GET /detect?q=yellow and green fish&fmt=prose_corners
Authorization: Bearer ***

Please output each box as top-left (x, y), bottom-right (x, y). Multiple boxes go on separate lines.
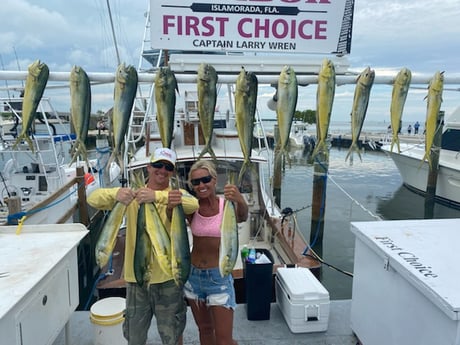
top-left (13, 60), bottom-right (49, 152)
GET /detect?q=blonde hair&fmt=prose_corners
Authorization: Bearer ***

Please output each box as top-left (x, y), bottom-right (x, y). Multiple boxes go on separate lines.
top-left (188, 160), bottom-right (217, 187)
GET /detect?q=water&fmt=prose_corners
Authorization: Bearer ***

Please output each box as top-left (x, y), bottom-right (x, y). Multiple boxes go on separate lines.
top-left (279, 146), bottom-right (460, 300)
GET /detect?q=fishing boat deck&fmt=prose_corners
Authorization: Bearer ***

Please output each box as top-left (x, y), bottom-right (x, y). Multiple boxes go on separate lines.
top-left (53, 300), bottom-right (358, 345)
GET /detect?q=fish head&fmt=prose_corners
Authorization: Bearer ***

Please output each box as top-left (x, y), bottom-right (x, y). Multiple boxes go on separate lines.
top-left (319, 59), bottom-right (336, 79)
top-left (197, 63), bottom-right (218, 84)
top-left (357, 67), bottom-right (375, 87)
top-left (279, 65), bottom-right (297, 87)
top-left (28, 60), bottom-right (49, 81)
top-left (429, 71), bottom-right (444, 92)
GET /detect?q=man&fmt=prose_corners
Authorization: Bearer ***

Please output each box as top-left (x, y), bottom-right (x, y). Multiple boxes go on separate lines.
top-left (88, 148), bottom-right (199, 345)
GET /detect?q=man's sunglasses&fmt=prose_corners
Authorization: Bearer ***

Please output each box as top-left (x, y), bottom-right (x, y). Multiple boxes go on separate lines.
top-left (190, 175), bottom-right (213, 186)
top-left (150, 161), bottom-right (174, 172)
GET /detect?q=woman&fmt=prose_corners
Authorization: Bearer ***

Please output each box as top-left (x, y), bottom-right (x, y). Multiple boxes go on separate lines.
top-left (184, 160), bottom-right (248, 345)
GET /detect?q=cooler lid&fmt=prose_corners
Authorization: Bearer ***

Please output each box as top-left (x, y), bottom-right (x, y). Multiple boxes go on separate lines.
top-left (277, 267), bottom-right (329, 301)
top-left (351, 218), bottom-right (460, 320)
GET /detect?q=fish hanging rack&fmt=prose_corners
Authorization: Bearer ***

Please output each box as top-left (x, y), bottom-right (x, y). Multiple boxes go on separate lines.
top-left (1, 70), bottom-right (460, 86)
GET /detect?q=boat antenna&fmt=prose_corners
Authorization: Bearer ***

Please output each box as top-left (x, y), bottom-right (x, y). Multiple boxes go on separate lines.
top-left (106, 0), bottom-right (121, 65)
top-left (13, 47), bottom-right (24, 89)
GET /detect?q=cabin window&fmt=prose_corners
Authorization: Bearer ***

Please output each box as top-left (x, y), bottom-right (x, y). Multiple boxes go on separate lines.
top-left (441, 129), bottom-right (460, 151)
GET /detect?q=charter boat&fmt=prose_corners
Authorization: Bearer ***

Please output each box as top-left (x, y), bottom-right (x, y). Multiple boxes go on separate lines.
top-left (381, 106), bottom-right (460, 208)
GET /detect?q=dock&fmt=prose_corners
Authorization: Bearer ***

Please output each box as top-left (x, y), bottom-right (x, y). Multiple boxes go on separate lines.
top-left (53, 300), bottom-right (358, 345)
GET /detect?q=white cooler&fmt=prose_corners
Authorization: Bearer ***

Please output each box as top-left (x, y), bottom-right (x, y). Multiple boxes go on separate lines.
top-left (351, 219), bottom-right (460, 345)
top-left (275, 266), bottom-right (330, 333)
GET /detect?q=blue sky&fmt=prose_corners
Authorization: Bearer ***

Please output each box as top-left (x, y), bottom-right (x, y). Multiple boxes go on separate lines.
top-left (1, 0), bottom-right (459, 127)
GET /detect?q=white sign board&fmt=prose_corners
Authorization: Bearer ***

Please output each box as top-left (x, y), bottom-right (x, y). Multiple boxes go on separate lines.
top-left (150, 0), bottom-right (353, 54)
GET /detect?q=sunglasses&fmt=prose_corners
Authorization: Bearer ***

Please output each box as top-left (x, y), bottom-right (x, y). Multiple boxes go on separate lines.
top-left (190, 175), bottom-right (213, 186)
top-left (150, 161), bottom-right (174, 172)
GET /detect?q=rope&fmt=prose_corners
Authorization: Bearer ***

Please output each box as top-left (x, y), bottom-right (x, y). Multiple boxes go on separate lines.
top-left (12, 179), bottom-right (86, 232)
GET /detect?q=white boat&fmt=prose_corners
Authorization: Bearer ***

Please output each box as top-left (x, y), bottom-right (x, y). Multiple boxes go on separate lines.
top-left (381, 106), bottom-right (460, 208)
top-left (0, 96), bottom-right (99, 225)
top-left (289, 121), bottom-right (316, 150)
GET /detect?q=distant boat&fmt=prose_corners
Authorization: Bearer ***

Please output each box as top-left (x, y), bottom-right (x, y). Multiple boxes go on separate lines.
top-left (381, 106), bottom-right (460, 208)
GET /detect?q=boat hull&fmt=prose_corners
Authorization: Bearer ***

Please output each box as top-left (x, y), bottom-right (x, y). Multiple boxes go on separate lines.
top-left (382, 143), bottom-right (460, 208)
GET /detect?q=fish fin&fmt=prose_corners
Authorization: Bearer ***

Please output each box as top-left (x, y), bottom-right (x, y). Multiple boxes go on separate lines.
top-left (198, 144), bottom-right (218, 161)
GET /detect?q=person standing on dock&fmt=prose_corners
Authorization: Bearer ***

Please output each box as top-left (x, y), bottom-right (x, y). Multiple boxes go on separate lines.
top-left (184, 160), bottom-right (248, 345)
top-left (88, 148), bottom-right (199, 345)
top-left (407, 124), bottom-right (412, 135)
top-left (414, 121), bottom-right (420, 134)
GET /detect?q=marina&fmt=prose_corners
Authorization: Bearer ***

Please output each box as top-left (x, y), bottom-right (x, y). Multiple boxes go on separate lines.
top-left (1, 0), bottom-right (460, 344)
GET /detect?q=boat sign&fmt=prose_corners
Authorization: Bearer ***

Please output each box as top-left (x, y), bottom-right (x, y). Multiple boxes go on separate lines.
top-left (151, 0), bottom-right (354, 54)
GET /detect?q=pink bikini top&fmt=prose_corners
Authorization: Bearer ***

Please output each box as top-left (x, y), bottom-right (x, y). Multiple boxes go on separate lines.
top-left (191, 197), bottom-right (225, 238)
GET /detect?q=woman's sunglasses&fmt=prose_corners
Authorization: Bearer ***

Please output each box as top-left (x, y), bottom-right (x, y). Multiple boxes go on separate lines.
top-left (150, 161), bottom-right (174, 172)
top-left (190, 175), bottom-right (213, 186)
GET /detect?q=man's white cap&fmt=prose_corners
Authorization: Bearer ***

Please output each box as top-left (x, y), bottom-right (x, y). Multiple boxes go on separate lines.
top-left (150, 147), bottom-right (176, 166)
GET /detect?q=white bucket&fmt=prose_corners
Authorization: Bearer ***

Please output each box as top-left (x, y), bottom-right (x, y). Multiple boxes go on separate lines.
top-left (90, 297), bottom-right (127, 345)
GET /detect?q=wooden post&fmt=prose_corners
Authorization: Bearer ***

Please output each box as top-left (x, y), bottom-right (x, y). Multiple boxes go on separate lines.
top-left (309, 150), bottom-right (329, 258)
top-left (424, 111), bottom-right (444, 219)
top-left (272, 124), bottom-right (282, 207)
top-left (76, 166), bottom-right (89, 226)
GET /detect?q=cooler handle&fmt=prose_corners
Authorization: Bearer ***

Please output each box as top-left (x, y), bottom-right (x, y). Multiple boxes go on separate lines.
top-left (305, 304), bottom-right (320, 322)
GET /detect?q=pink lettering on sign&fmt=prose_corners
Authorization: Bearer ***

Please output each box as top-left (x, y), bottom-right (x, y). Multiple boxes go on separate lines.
top-left (238, 18), bottom-right (327, 39)
top-left (163, 16), bottom-right (229, 37)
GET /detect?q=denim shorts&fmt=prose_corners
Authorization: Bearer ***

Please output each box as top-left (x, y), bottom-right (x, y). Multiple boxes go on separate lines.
top-left (183, 266), bottom-right (237, 310)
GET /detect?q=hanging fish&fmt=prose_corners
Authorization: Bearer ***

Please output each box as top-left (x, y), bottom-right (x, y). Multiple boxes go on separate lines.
top-left (219, 175), bottom-right (239, 277)
top-left (390, 68), bottom-right (412, 153)
top-left (311, 59), bottom-right (336, 161)
top-left (107, 63), bottom-right (138, 176)
top-left (155, 66), bottom-right (178, 149)
top-left (134, 203), bottom-right (152, 286)
top-left (235, 67), bottom-right (258, 184)
top-left (69, 65), bottom-right (92, 167)
top-left (345, 67), bottom-right (375, 163)
top-left (421, 71), bottom-right (444, 169)
top-left (276, 66), bottom-right (298, 164)
top-left (170, 177), bottom-right (191, 287)
top-left (95, 201), bottom-right (127, 268)
top-left (197, 63), bottom-right (218, 160)
top-left (145, 202), bottom-right (172, 276)
top-left (12, 60), bottom-right (49, 152)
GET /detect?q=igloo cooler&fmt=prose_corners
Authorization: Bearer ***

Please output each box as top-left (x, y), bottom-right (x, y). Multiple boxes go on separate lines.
top-left (275, 266), bottom-right (330, 333)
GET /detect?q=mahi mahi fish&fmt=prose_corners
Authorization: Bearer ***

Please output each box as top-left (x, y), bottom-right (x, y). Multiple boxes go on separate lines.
top-left (311, 59), bottom-right (336, 161)
top-left (170, 177), bottom-right (191, 287)
top-left (131, 170), bottom-right (152, 287)
top-left (155, 66), bottom-right (178, 149)
top-left (197, 63), bottom-right (218, 160)
top-left (107, 63), bottom-right (138, 175)
top-left (345, 67), bottom-right (375, 163)
top-left (95, 201), bottom-right (127, 268)
top-left (219, 175), bottom-right (239, 277)
top-left (145, 202), bottom-right (172, 276)
top-left (13, 60), bottom-right (49, 152)
top-left (69, 65), bottom-right (91, 167)
top-left (235, 67), bottom-right (258, 184)
top-left (276, 65), bottom-right (298, 163)
top-left (422, 71), bottom-right (444, 169)
top-left (134, 202), bottom-right (152, 286)
top-left (390, 68), bottom-right (412, 153)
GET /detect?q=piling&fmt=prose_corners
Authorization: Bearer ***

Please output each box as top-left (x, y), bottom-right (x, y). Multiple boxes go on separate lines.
top-left (309, 150), bottom-right (329, 258)
top-left (424, 111), bottom-right (444, 218)
top-left (272, 125), bottom-right (282, 207)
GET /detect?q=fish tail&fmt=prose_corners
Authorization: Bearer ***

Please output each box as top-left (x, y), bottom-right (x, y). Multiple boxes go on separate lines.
top-left (198, 143), bottom-right (217, 161)
top-left (420, 149), bottom-right (432, 170)
top-left (13, 133), bottom-right (35, 153)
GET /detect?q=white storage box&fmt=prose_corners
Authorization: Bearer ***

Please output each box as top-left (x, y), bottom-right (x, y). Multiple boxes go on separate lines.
top-left (351, 219), bottom-right (460, 345)
top-left (275, 266), bottom-right (330, 333)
